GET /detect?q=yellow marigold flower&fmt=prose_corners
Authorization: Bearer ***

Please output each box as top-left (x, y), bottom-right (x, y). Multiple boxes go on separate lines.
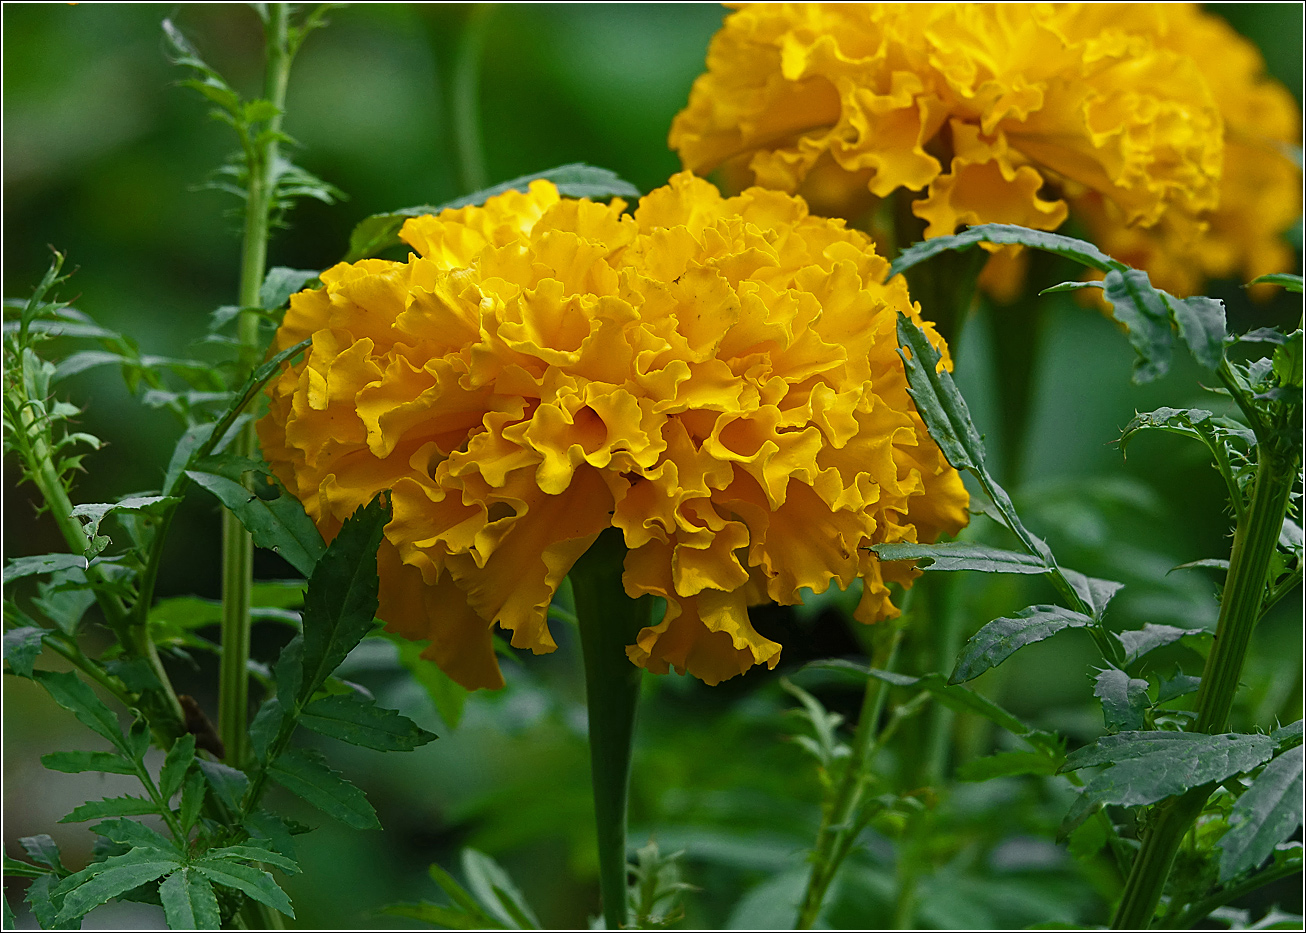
top-left (671, 4), bottom-right (1299, 296)
top-left (257, 173), bottom-right (968, 690)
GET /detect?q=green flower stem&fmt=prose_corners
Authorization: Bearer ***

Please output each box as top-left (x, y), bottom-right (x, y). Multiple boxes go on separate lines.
top-left (219, 3), bottom-right (292, 768)
top-left (796, 622), bottom-right (904, 930)
top-left (570, 529), bottom-right (653, 931)
top-left (922, 574), bottom-right (962, 785)
top-left (1111, 450), bottom-right (1297, 930)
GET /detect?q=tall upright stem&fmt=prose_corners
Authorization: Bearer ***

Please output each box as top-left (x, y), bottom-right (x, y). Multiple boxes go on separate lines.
top-left (1111, 451), bottom-right (1297, 929)
top-left (219, 3), bottom-right (292, 767)
top-left (570, 530), bottom-right (652, 931)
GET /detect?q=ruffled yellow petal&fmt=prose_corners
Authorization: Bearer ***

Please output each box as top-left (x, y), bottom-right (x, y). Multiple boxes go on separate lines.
top-left (259, 171), bottom-right (968, 689)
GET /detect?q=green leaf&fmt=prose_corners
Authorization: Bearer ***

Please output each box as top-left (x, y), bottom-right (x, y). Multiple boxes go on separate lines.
top-left (203, 844), bottom-right (300, 875)
top-left (1117, 623), bottom-right (1196, 665)
top-left (461, 848), bottom-right (540, 930)
top-left (3, 553), bottom-right (86, 584)
top-left (299, 693), bottom-right (437, 751)
top-left (60, 795), bottom-right (159, 823)
top-left (70, 496), bottom-right (181, 558)
top-left (345, 163), bottom-right (641, 261)
top-left (1103, 269), bottom-right (1172, 384)
top-left (32, 573), bottom-right (96, 635)
top-left (53, 848), bottom-right (180, 924)
top-left (1156, 669), bottom-right (1202, 704)
top-left (950, 606), bottom-right (1094, 684)
top-left (179, 770), bottom-right (206, 834)
top-left (159, 734), bottom-right (196, 802)
top-left (3, 626), bottom-right (45, 677)
top-left (296, 493), bottom-right (390, 703)
top-left (19, 835), bottom-right (67, 874)
top-left (1065, 816), bottom-right (1108, 861)
top-left (267, 747), bottom-right (381, 830)
top-left (196, 759), bottom-right (249, 812)
top-left (162, 417), bottom-right (247, 498)
top-left (25, 873), bottom-right (58, 929)
top-left (1218, 746), bottom-right (1304, 882)
top-left (1162, 293), bottom-right (1226, 370)
top-left (893, 314), bottom-right (985, 473)
top-left (248, 696), bottom-right (285, 762)
top-left (186, 454), bottom-right (325, 577)
top-left (41, 750), bottom-right (136, 775)
top-left (33, 669), bottom-right (127, 752)
top-left (1061, 731), bottom-right (1276, 808)
top-left (159, 868), bottom-right (221, 930)
top-left (1170, 558), bottom-right (1229, 574)
top-left (381, 899), bottom-right (498, 929)
top-left (1272, 720), bottom-right (1303, 752)
top-left (1120, 407), bottom-right (1254, 458)
top-left (1247, 273), bottom-right (1304, 293)
top-left (4, 853), bottom-right (51, 878)
top-left (88, 819), bottom-right (178, 856)
top-left (191, 858), bottom-right (294, 918)
top-left (1093, 669), bottom-right (1150, 732)
top-left (872, 541), bottom-right (1048, 574)
top-left (956, 750), bottom-right (1061, 782)
top-left (1062, 570), bottom-right (1125, 621)
top-left (242, 811), bottom-right (297, 861)
top-left (420, 860), bottom-right (502, 926)
top-left (259, 267), bottom-right (319, 311)
top-left (887, 224), bottom-right (1120, 281)
top-left (1272, 330), bottom-right (1303, 389)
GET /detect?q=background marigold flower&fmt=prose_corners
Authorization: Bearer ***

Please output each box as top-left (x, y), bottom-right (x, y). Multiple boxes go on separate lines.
top-left (671, 3), bottom-right (1299, 298)
top-left (258, 173), bottom-right (968, 690)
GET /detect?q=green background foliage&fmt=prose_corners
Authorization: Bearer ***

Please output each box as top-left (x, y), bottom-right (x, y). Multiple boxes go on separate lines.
top-left (4, 4), bottom-right (1302, 929)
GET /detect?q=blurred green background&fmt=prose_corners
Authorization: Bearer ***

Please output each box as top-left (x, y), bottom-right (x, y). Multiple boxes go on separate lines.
top-left (4, 4), bottom-right (1302, 929)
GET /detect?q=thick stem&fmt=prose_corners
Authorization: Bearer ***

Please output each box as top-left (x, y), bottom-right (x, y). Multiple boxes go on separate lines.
top-left (570, 530), bottom-right (652, 931)
top-left (1110, 452), bottom-right (1297, 929)
top-left (219, 3), bottom-right (292, 768)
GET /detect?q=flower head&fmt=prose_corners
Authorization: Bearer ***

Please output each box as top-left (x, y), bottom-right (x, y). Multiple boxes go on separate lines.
top-left (671, 3), bottom-right (1299, 297)
top-left (258, 172), bottom-right (968, 690)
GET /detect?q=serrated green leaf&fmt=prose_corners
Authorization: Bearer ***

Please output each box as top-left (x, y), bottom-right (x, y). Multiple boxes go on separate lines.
top-left (299, 693), bottom-right (437, 751)
top-left (159, 867), bottom-right (221, 930)
top-left (4, 553), bottom-right (87, 584)
top-left (1156, 669), bottom-right (1202, 704)
top-left (25, 873), bottom-right (58, 928)
top-left (3, 626), bottom-right (45, 677)
top-left (196, 759), bottom-right (248, 812)
top-left (162, 417), bottom-right (247, 498)
top-left (871, 541), bottom-right (1048, 574)
top-left (1117, 623), bottom-right (1196, 665)
top-left (1247, 273), bottom-right (1304, 293)
top-left (1170, 558), bottom-right (1229, 574)
top-left (345, 164), bottom-right (641, 262)
top-left (41, 750), bottom-right (136, 775)
top-left (1218, 746), bottom-right (1304, 882)
top-left (297, 493), bottom-right (389, 703)
top-left (33, 669), bottom-right (127, 752)
top-left (887, 224), bottom-right (1120, 281)
top-left (159, 733), bottom-right (196, 802)
top-left (204, 845), bottom-right (299, 875)
top-left (893, 314), bottom-right (984, 473)
top-left (191, 858), bottom-right (294, 918)
top-left (242, 811), bottom-right (297, 861)
top-left (1061, 731), bottom-right (1276, 808)
top-left (88, 819), bottom-right (178, 856)
top-left (1272, 720), bottom-right (1303, 751)
top-left (951, 606), bottom-right (1094, 684)
top-left (32, 573), bottom-right (96, 635)
top-left (1103, 269), bottom-right (1172, 383)
top-left (1062, 570), bottom-right (1125, 621)
top-left (53, 849), bottom-right (179, 924)
top-left (1162, 293), bottom-right (1226, 370)
top-left (267, 747), bottom-right (380, 830)
top-left (3, 853), bottom-right (51, 878)
top-left (248, 696), bottom-right (285, 762)
top-left (1272, 330), bottom-right (1303, 389)
top-left (1094, 669), bottom-right (1150, 732)
top-left (258, 267), bottom-right (319, 311)
top-left (1120, 407), bottom-right (1254, 458)
top-left (179, 770), bottom-right (206, 833)
top-left (956, 750), bottom-right (1061, 782)
top-left (19, 835), bottom-right (66, 875)
top-left (186, 455), bottom-right (325, 577)
top-left (70, 496), bottom-right (180, 558)
top-left (461, 848), bottom-right (540, 930)
top-left (60, 795), bottom-right (159, 823)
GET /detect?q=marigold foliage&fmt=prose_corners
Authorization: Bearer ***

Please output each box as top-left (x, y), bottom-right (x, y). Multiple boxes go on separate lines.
top-left (257, 173), bottom-right (968, 690)
top-left (670, 3), bottom-right (1300, 298)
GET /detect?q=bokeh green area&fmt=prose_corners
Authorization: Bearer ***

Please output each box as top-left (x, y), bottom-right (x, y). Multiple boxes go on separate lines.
top-left (3, 4), bottom-right (1302, 930)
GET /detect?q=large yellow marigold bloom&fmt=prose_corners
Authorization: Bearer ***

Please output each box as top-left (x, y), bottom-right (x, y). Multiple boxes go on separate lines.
top-left (671, 3), bottom-right (1299, 297)
top-left (257, 173), bottom-right (968, 690)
